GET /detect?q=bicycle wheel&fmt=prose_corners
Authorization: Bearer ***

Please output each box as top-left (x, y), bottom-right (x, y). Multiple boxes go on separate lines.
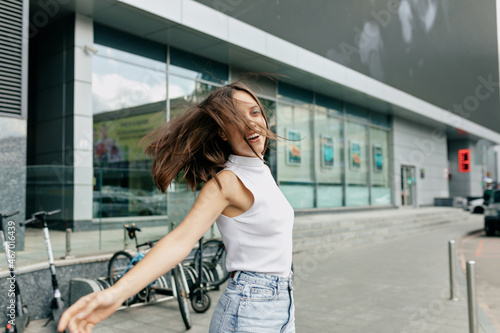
top-left (173, 264), bottom-right (192, 330)
top-left (148, 275), bottom-right (169, 301)
top-left (108, 251), bottom-right (133, 281)
top-left (194, 239), bottom-right (229, 287)
top-left (108, 251), bottom-right (137, 305)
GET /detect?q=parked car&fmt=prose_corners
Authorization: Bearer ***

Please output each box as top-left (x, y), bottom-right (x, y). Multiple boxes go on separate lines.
top-left (467, 198), bottom-right (485, 214)
top-left (484, 189), bottom-right (500, 236)
top-left (93, 191), bottom-right (156, 218)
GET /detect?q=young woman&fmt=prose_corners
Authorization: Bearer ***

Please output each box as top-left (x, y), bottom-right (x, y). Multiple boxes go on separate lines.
top-left (58, 82), bottom-right (295, 333)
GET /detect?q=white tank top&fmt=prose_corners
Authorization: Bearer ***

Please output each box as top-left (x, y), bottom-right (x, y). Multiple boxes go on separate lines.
top-left (215, 154), bottom-right (294, 277)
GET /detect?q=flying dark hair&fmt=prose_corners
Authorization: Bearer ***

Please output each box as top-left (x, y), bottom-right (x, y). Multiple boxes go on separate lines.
top-left (141, 82), bottom-right (276, 192)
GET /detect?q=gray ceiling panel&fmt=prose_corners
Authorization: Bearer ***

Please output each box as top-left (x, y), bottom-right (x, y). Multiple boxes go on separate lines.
top-left (148, 26), bottom-right (220, 53)
top-left (92, 4), bottom-right (170, 37)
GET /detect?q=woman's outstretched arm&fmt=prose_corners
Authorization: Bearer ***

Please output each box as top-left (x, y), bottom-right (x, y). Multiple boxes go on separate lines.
top-left (58, 173), bottom-right (237, 333)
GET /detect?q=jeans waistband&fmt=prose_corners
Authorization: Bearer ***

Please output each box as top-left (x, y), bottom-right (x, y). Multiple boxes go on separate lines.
top-left (232, 271), bottom-right (293, 290)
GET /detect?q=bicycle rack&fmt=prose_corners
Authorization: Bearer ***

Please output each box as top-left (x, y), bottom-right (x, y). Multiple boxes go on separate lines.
top-left (68, 274), bottom-right (177, 310)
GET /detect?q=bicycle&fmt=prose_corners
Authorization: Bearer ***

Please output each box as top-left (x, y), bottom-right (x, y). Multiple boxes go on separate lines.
top-left (108, 224), bottom-right (192, 330)
top-left (1, 211), bottom-right (29, 333)
top-left (21, 210), bottom-right (67, 332)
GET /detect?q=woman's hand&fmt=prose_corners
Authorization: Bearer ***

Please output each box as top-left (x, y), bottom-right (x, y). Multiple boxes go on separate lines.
top-left (57, 287), bottom-right (124, 333)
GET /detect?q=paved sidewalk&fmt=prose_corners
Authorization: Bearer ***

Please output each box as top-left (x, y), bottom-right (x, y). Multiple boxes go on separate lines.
top-left (291, 217), bottom-right (497, 333)
top-left (26, 217), bottom-right (497, 332)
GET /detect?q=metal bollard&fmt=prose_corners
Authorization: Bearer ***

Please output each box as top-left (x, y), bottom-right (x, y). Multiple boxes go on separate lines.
top-left (448, 240), bottom-right (458, 301)
top-left (466, 261), bottom-right (478, 333)
top-left (64, 228), bottom-right (74, 259)
top-left (124, 227), bottom-right (128, 249)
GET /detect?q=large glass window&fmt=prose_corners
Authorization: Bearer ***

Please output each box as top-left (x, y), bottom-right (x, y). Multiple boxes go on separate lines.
top-left (277, 102), bottom-right (314, 208)
top-left (166, 75), bottom-right (220, 224)
top-left (273, 83), bottom-right (392, 210)
top-left (92, 41), bottom-right (167, 218)
top-left (345, 121), bottom-right (369, 206)
top-left (370, 127), bottom-right (391, 205)
top-left (168, 75), bottom-right (218, 119)
top-left (168, 46), bottom-right (228, 119)
top-left (92, 47), bottom-right (167, 116)
top-left (92, 43), bottom-right (167, 168)
top-left (166, 53), bottom-right (227, 224)
top-left (314, 106), bottom-right (344, 208)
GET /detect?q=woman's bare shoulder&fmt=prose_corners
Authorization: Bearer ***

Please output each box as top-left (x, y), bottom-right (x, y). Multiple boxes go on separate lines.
top-left (208, 169), bottom-right (247, 198)
top-left (215, 169), bottom-right (239, 188)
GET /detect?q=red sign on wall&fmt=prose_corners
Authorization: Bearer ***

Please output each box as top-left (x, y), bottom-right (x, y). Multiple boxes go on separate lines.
top-left (458, 149), bottom-right (471, 173)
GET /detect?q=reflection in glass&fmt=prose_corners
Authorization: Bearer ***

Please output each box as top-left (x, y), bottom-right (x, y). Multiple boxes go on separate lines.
top-left (93, 107), bottom-right (166, 168)
top-left (370, 127), bottom-right (391, 205)
top-left (168, 75), bottom-right (218, 119)
top-left (277, 82), bottom-right (313, 105)
top-left (92, 44), bottom-right (167, 218)
top-left (93, 44), bottom-right (167, 115)
top-left (166, 75), bottom-right (220, 225)
top-left (314, 106), bottom-right (344, 208)
top-left (345, 121), bottom-right (369, 206)
top-left (93, 169), bottom-right (167, 218)
top-left (170, 47), bottom-right (228, 84)
top-left (277, 103), bottom-right (314, 209)
top-left (22, 165), bottom-right (170, 266)
top-left (93, 44), bottom-right (165, 73)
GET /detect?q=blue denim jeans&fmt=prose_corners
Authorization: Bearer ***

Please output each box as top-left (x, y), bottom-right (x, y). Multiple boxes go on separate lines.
top-left (209, 271), bottom-right (295, 333)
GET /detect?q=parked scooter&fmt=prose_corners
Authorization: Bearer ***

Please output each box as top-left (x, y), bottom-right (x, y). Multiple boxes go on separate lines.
top-left (21, 210), bottom-right (66, 331)
top-left (1, 211), bottom-right (29, 333)
top-left (190, 237), bottom-right (211, 313)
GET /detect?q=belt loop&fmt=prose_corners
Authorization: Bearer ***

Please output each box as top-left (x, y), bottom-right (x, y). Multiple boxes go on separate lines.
top-left (233, 271), bottom-right (241, 281)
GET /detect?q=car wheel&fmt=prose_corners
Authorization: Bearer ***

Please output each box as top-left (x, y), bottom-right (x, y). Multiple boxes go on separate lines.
top-left (473, 207), bottom-right (484, 214)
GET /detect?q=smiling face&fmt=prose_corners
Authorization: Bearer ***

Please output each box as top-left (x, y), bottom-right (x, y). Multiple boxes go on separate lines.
top-left (224, 91), bottom-right (268, 157)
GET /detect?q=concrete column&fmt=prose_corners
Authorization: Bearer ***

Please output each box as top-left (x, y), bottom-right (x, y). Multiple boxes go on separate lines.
top-left (72, 15), bottom-right (94, 229)
top-left (0, 117), bottom-right (27, 249)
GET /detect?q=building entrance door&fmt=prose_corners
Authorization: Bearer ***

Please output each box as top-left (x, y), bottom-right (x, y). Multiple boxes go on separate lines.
top-left (401, 165), bottom-right (416, 206)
